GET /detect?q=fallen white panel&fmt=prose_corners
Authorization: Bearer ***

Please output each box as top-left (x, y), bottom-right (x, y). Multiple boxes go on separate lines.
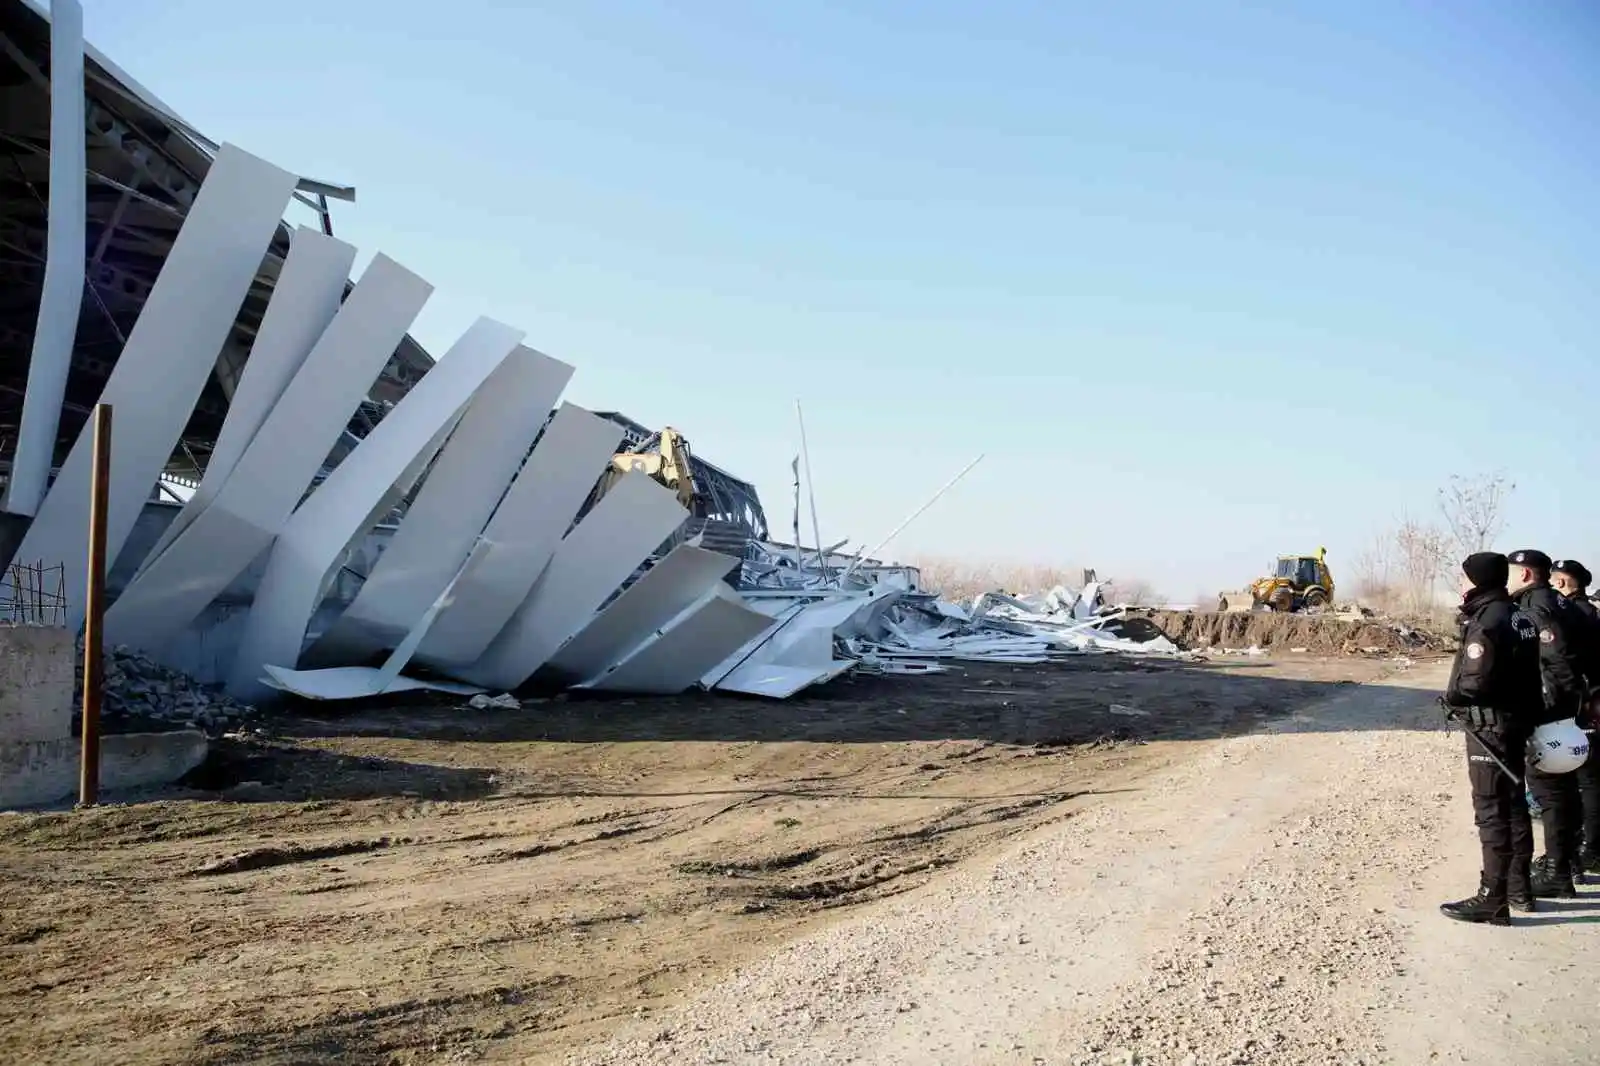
top-left (104, 253), bottom-right (432, 657)
top-left (260, 541), bottom-right (493, 700)
top-left (579, 585), bottom-right (777, 694)
top-left (3, 0), bottom-right (85, 517)
top-left (12, 144), bottom-right (297, 629)
top-left (227, 316), bottom-right (524, 701)
top-left (309, 342), bottom-right (561, 665)
top-left (260, 665), bottom-right (483, 701)
top-left (459, 472), bottom-right (688, 691)
top-left (717, 660), bottom-right (855, 699)
top-left (542, 544), bottom-right (740, 683)
top-left (137, 226), bottom-right (357, 573)
top-left (414, 404), bottom-right (624, 671)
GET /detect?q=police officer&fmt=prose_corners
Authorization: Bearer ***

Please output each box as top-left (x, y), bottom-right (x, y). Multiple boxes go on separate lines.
top-left (1507, 549), bottom-right (1587, 897)
top-left (1440, 551), bottom-right (1541, 925)
top-left (1551, 558), bottom-right (1600, 875)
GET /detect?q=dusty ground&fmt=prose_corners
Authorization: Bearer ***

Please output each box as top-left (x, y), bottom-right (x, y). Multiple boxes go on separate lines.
top-left (0, 650), bottom-right (1409, 1065)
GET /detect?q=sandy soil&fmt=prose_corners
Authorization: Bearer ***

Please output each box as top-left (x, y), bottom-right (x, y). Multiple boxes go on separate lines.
top-left (0, 651), bottom-right (1407, 1065)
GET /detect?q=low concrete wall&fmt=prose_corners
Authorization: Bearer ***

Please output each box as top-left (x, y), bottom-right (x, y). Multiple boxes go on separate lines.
top-left (0, 730), bottom-right (208, 808)
top-left (0, 625), bottom-right (74, 743)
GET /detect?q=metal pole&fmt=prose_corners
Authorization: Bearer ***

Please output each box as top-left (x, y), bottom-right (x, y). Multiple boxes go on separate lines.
top-left (795, 401), bottom-right (829, 584)
top-left (78, 402), bottom-right (110, 807)
top-left (841, 454), bottom-right (985, 583)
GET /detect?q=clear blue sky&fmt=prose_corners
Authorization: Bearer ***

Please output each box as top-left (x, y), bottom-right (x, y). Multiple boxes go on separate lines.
top-left (82, 0), bottom-right (1599, 596)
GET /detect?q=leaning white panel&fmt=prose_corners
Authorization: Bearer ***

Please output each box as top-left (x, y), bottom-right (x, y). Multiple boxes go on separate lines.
top-left (104, 252), bottom-right (432, 657)
top-left (542, 544), bottom-right (740, 683)
top-left (260, 665), bottom-right (483, 701)
top-left (414, 403), bottom-right (623, 672)
top-left (459, 472), bottom-right (688, 691)
top-left (138, 226), bottom-right (356, 573)
top-left (578, 585), bottom-right (776, 694)
top-left (12, 144), bottom-right (296, 630)
top-left (227, 316), bottom-right (524, 701)
top-left (309, 339), bottom-right (559, 665)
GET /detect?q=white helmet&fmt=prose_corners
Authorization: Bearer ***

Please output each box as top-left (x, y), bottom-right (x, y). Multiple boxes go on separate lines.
top-left (1528, 719), bottom-right (1590, 775)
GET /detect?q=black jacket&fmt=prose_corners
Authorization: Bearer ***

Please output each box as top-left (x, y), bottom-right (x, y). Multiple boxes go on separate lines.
top-left (1446, 587), bottom-right (1541, 726)
top-left (1557, 591), bottom-right (1600, 691)
top-left (1513, 583), bottom-right (1587, 724)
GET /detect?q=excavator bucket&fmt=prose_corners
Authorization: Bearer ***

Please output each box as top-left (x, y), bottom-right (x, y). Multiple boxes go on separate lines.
top-left (1218, 590), bottom-right (1257, 613)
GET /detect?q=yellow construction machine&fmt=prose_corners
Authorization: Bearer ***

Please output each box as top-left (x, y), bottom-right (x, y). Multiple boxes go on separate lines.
top-left (597, 426), bottom-right (700, 510)
top-left (1218, 547), bottom-right (1335, 613)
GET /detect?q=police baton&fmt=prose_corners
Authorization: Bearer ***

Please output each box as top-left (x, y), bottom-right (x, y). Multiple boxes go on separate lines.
top-left (1439, 699), bottom-right (1523, 786)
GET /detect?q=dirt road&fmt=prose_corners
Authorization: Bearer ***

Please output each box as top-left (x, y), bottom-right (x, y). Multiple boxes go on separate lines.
top-left (9, 652), bottom-right (1593, 1064)
top-left (573, 661), bottom-right (1600, 1066)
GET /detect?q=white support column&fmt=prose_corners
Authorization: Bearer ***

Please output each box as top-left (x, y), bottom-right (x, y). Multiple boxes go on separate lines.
top-left (4, 0), bottom-right (86, 517)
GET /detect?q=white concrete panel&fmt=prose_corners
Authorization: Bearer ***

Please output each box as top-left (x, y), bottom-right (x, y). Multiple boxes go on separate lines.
top-left (104, 253), bottom-right (432, 658)
top-left (13, 144), bottom-right (296, 631)
top-left (703, 592), bottom-right (881, 698)
top-left (543, 544), bottom-right (740, 683)
top-left (309, 343), bottom-right (562, 664)
top-left (715, 661), bottom-right (854, 699)
top-left (458, 472), bottom-right (688, 691)
top-left (227, 316), bottom-right (524, 701)
top-left (260, 665), bottom-right (482, 701)
top-left (3, 0), bottom-right (85, 517)
top-left (414, 403), bottom-right (623, 672)
top-left (579, 585), bottom-right (776, 694)
top-left (138, 226), bottom-right (356, 573)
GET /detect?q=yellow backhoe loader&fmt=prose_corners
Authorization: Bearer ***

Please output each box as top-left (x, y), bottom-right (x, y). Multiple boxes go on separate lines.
top-left (1218, 547), bottom-right (1335, 613)
top-left (596, 426), bottom-right (700, 510)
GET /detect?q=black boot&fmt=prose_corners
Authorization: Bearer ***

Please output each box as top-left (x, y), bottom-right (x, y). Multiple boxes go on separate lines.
top-left (1531, 859), bottom-right (1578, 899)
top-left (1507, 872), bottom-right (1537, 913)
top-left (1440, 883), bottom-right (1511, 926)
top-left (1579, 846), bottom-right (1600, 877)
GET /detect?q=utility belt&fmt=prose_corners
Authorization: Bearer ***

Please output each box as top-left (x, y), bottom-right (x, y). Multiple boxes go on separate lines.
top-left (1438, 700), bottom-right (1519, 732)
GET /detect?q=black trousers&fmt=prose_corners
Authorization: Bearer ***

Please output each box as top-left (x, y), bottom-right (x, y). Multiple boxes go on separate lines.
top-left (1467, 728), bottom-right (1533, 892)
top-left (1528, 761), bottom-right (1584, 873)
top-left (1578, 732), bottom-right (1600, 852)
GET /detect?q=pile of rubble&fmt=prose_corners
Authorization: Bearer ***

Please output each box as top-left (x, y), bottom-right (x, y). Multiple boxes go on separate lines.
top-left (76, 646), bottom-right (256, 732)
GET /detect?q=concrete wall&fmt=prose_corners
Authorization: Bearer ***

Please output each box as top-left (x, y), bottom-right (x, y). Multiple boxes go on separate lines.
top-left (0, 624), bottom-right (74, 743)
top-left (0, 730), bottom-right (208, 808)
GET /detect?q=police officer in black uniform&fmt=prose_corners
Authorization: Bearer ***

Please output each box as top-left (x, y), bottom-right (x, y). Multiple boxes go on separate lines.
top-left (1440, 551), bottom-right (1541, 925)
top-left (1507, 549), bottom-right (1587, 897)
top-left (1551, 558), bottom-right (1600, 875)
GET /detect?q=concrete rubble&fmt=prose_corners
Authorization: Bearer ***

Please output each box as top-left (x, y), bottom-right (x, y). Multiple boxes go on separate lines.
top-left (90, 646), bottom-right (255, 732)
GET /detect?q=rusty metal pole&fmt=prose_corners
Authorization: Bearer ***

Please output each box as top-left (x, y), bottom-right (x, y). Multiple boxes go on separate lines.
top-left (78, 402), bottom-right (111, 807)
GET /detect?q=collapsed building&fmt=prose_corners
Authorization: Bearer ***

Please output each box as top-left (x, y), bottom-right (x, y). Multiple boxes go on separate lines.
top-left (0, 1), bottom-right (1178, 719)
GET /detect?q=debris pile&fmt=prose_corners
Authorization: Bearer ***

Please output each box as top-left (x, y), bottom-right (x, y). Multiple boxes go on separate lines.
top-left (1145, 610), bottom-right (1453, 657)
top-left (77, 646), bottom-right (256, 732)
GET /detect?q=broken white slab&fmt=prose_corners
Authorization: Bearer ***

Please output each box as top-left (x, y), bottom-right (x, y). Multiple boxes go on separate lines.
top-left (136, 226), bottom-right (357, 575)
top-left (260, 666), bottom-right (483, 701)
top-left (704, 592), bottom-right (880, 698)
top-left (227, 316), bottom-right (524, 701)
top-left (259, 540), bottom-right (493, 700)
top-left (459, 472), bottom-right (688, 691)
top-left (413, 403), bottom-right (625, 672)
top-left (577, 584), bottom-right (777, 694)
top-left (542, 543), bottom-right (741, 683)
top-left (306, 335), bottom-right (554, 665)
top-left (106, 251), bottom-right (430, 658)
top-left (12, 144), bottom-right (297, 629)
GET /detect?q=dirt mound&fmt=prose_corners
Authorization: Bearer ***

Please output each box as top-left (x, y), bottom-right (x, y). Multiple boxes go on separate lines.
top-left (1147, 610), bottom-right (1453, 656)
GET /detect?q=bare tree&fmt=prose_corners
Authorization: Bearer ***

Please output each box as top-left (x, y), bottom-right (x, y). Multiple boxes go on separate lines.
top-left (1394, 518), bottom-right (1449, 615)
top-left (1105, 577), bottom-right (1160, 607)
top-left (1350, 532), bottom-right (1397, 607)
top-left (1438, 472), bottom-right (1515, 560)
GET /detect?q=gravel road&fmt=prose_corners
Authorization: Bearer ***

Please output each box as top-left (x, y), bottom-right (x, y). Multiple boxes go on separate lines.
top-left (570, 662), bottom-right (1600, 1065)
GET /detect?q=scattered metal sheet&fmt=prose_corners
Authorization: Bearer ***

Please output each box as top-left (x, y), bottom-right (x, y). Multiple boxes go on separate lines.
top-left (307, 340), bottom-right (559, 665)
top-left (11, 144), bottom-right (297, 629)
top-left (461, 472), bottom-right (688, 691)
top-left (542, 544), bottom-right (741, 684)
top-left (716, 660), bottom-right (855, 699)
top-left (227, 316), bottom-right (523, 701)
top-left (137, 226), bottom-right (357, 575)
top-left (106, 250), bottom-right (429, 657)
top-left (704, 591), bottom-right (882, 696)
top-left (260, 665), bottom-right (483, 701)
top-left (414, 403), bottom-right (624, 672)
top-left (578, 584), bottom-right (777, 694)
